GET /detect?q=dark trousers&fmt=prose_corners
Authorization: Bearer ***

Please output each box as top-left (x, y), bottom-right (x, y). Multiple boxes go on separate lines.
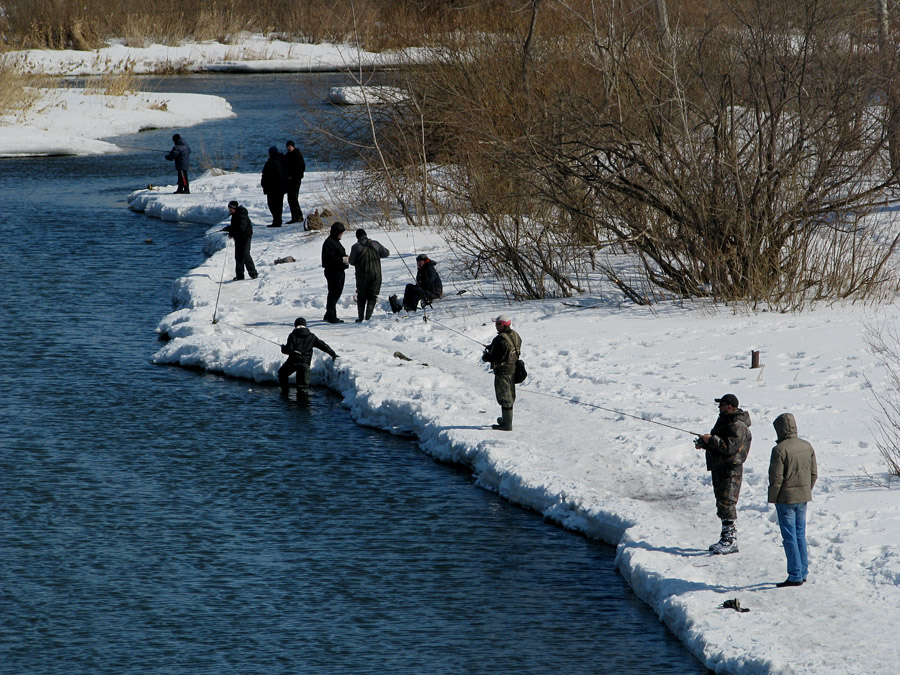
top-left (324, 269), bottom-right (345, 319)
top-left (176, 170), bottom-right (189, 193)
top-left (234, 237), bottom-right (257, 279)
top-left (711, 466), bottom-right (743, 521)
top-left (266, 192), bottom-right (284, 225)
top-left (402, 284), bottom-right (431, 310)
top-left (278, 360), bottom-right (310, 391)
top-left (286, 179), bottom-right (303, 222)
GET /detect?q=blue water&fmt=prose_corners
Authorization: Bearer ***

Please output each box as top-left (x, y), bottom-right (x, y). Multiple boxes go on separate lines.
top-left (0, 74), bottom-right (706, 674)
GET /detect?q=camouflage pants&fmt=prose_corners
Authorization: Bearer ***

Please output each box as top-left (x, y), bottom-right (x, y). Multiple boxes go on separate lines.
top-left (493, 365), bottom-right (516, 409)
top-left (711, 466), bottom-right (743, 521)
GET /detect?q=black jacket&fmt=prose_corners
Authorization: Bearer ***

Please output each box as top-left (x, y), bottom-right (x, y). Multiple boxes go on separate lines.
top-left (348, 236), bottom-right (390, 296)
top-left (261, 153), bottom-right (285, 194)
top-left (223, 206), bottom-right (253, 241)
top-left (322, 227), bottom-right (348, 273)
top-left (283, 147), bottom-right (306, 185)
top-left (165, 138), bottom-right (190, 171)
top-left (281, 326), bottom-right (336, 366)
top-left (416, 260), bottom-right (443, 299)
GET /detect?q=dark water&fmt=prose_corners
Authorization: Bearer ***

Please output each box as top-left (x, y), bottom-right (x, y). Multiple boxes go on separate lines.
top-left (0, 74), bottom-right (706, 674)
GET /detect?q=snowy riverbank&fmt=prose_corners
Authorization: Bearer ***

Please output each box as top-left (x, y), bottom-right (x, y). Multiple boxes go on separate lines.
top-left (129, 171), bottom-right (900, 674)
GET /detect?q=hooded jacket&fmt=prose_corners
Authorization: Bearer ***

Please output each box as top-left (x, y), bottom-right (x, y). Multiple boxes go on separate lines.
top-left (322, 223), bottom-right (349, 273)
top-left (416, 259), bottom-right (443, 299)
top-left (165, 137), bottom-right (191, 171)
top-left (261, 147), bottom-right (285, 194)
top-left (768, 413), bottom-right (818, 504)
top-left (348, 235), bottom-right (390, 297)
top-left (281, 326), bottom-right (336, 366)
top-left (701, 409), bottom-right (752, 470)
top-left (223, 205), bottom-right (253, 241)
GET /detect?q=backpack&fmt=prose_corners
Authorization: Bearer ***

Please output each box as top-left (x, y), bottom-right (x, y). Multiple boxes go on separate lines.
top-left (513, 358), bottom-right (528, 384)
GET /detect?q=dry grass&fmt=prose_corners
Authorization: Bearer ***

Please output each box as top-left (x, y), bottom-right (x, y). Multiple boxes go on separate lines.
top-left (0, 62), bottom-right (44, 114)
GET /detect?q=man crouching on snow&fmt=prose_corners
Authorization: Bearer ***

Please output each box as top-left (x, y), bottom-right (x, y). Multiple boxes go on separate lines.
top-left (278, 317), bottom-right (338, 396)
top-left (695, 394), bottom-right (752, 555)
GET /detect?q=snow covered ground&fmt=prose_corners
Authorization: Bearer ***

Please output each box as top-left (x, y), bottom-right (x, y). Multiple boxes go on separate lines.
top-left (0, 36), bottom-right (413, 156)
top-left (9, 36), bottom-right (900, 673)
top-left (128, 171), bottom-right (900, 674)
top-left (0, 87), bottom-right (233, 156)
top-left (2, 34), bottom-right (415, 76)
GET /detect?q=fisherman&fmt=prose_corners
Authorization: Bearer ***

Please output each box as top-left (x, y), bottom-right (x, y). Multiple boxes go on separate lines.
top-left (223, 200), bottom-right (258, 281)
top-left (278, 317), bottom-right (338, 395)
top-left (348, 228), bottom-right (389, 322)
top-left (768, 413), bottom-right (817, 587)
top-left (321, 221), bottom-right (349, 324)
top-left (283, 140), bottom-right (306, 224)
top-left (695, 394), bottom-right (752, 555)
top-left (261, 145), bottom-right (285, 227)
top-left (390, 253), bottom-right (443, 312)
top-left (482, 315), bottom-right (522, 431)
top-left (164, 133), bottom-right (191, 194)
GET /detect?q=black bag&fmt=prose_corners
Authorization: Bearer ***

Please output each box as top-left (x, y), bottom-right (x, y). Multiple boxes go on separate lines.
top-left (513, 358), bottom-right (527, 384)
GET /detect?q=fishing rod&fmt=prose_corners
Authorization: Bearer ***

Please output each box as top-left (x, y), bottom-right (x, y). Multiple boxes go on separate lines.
top-left (519, 386), bottom-right (701, 436)
top-left (117, 143), bottom-right (167, 152)
top-left (153, 230), bottom-right (223, 249)
top-left (211, 241), bottom-right (229, 324)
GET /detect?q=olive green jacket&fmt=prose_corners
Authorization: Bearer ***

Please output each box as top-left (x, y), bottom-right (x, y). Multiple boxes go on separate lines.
top-left (768, 413), bottom-right (818, 504)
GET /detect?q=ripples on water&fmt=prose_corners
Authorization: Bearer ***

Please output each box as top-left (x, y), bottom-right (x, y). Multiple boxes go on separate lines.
top-left (0, 75), bottom-right (706, 674)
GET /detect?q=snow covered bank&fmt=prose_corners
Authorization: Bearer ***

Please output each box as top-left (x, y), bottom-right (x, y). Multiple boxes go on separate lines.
top-left (0, 87), bottom-right (233, 157)
top-left (130, 172), bottom-right (900, 673)
top-left (2, 36), bottom-right (417, 76)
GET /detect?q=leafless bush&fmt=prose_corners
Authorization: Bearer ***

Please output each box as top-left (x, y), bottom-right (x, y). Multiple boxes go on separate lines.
top-left (866, 322), bottom-right (900, 477)
top-left (336, 0), bottom-right (900, 305)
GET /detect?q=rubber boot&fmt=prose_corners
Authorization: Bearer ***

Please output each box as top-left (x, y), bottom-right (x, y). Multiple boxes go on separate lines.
top-left (364, 298), bottom-right (376, 320)
top-left (356, 298), bottom-right (365, 322)
top-left (492, 407), bottom-right (513, 431)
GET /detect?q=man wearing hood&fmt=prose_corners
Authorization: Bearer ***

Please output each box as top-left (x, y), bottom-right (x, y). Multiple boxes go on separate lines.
top-left (278, 317), bottom-right (338, 396)
top-left (165, 133), bottom-right (191, 194)
top-left (768, 413), bottom-right (817, 587)
top-left (347, 228), bottom-right (389, 322)
top-left (321, 221), bottom-right (349, 324)
top-left (261, 145), bottom-right (286, 227)
top-left (696, 394), bottom-right (752, 554)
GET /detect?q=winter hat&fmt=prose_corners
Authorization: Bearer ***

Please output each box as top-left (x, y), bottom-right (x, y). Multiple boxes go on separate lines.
top-left (268, 145), bottom-right (279, 156)
top-left (227, 200), bottom-right (239, 209)
top-left (172, 133), bottom-right (181, 142)
top-left (493, 315), bottom-right (512, 326)
top-left (715, 393), bottom-right (739, 408)
top-left (331, 221), bottom-right (346, 235)
top-left (356, 228), bottom-right (367, 239)
top-left (294, 317), bottom-right (307, 327)
top-left (416, 253), bottom-right (429, 262)
top-left (286, 140), bottom-right (295, 148)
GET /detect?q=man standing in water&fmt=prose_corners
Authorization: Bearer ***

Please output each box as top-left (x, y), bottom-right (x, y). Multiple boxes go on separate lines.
top-left (695, 394), bottom-right (752, 555)
top-left (321, 222), bottom-right (349, 324)
top-left (223, 200), bottom-right (258, 281)
top-left (482, 315), bottom-right (522, 431)
top-left (278, 317), bottom-right (338, 396)
top-left (165, 134), bottom-right (191, 194)
top-left (283, 140), bottom-right (306, 224)
top-left (348, 228), bottom-right (389, 322)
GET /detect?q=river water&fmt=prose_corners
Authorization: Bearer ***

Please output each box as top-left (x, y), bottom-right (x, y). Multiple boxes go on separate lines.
top-left (0, 74), bottom-right (706, 673)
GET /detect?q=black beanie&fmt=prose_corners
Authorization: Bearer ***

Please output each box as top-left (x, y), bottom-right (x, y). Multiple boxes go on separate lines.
top-left (294, 317), bottom-right (306, 327)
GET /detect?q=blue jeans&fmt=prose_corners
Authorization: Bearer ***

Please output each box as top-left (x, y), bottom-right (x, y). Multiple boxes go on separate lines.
top-left (776, 502), bottom-right (809, 582)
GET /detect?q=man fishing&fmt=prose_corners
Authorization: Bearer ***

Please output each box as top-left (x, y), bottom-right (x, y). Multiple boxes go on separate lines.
top-left (695, 394), bottom-right (752, 555)
top-left (278, 317), bottom-right (338, 396)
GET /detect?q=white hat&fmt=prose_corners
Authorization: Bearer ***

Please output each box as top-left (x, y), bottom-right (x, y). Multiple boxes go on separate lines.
top-left (493, 315), bottom-right (511, 325)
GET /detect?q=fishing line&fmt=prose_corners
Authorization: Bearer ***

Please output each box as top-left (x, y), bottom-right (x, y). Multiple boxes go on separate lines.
top-left (216, 321), bottom-right (283, 347)
top-left (517, 386), bottom-right (701, 436)
top-left (154, 230), bottom-right (222, 249)
top-left (117, 143), bottom-right (167, 152)
top-left (211, 241), bottom-right (229, 324)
